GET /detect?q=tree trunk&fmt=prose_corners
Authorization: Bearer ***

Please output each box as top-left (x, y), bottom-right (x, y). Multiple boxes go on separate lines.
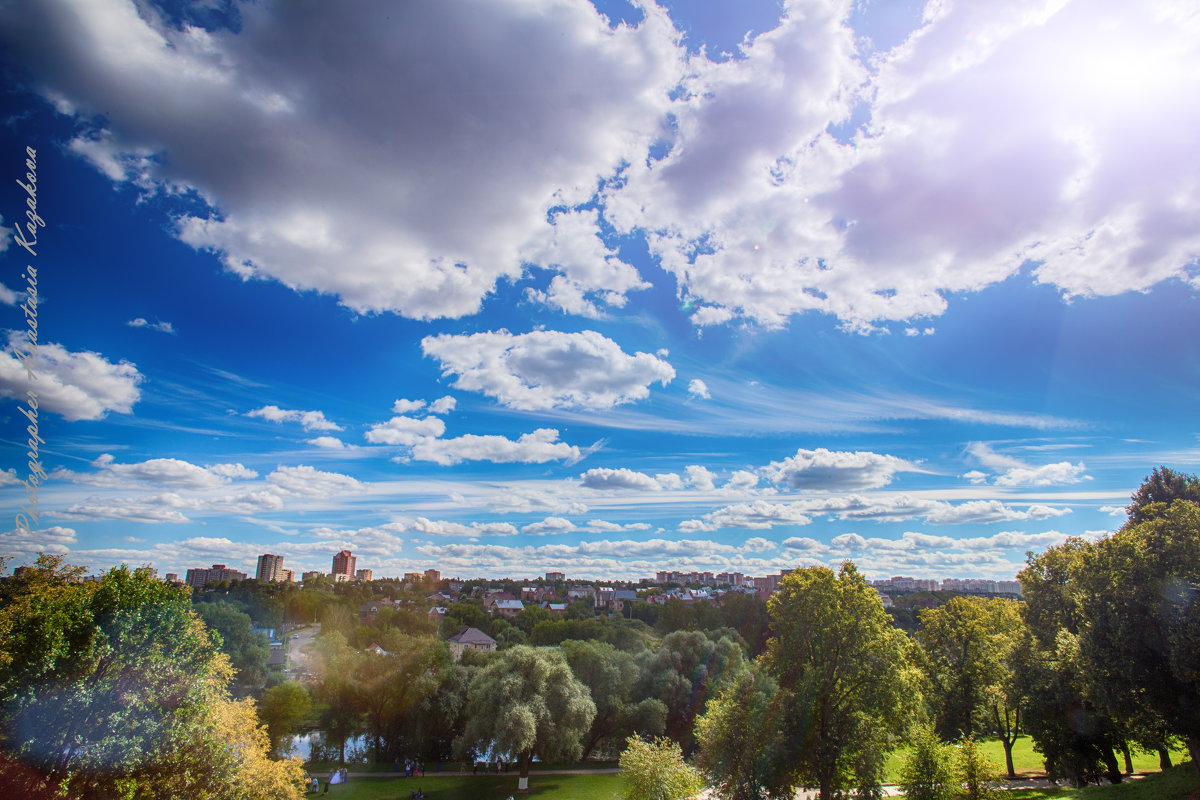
top-left (1003, 740), bottom-right (1016, 779)
top-left (1188, 737), bottom-right (1200, 778)
top-left (1157, 746), bottom-right (1172, 770)
top-left (518, 751), bottom-right (533, 792)
top-left (1101, 747), bottom-right (1122, 784)
top-left (1121, 744), bottom-right (1133, 775)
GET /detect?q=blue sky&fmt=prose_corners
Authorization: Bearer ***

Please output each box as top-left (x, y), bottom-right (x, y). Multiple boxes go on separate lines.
top-left (1, 0), bottom-right (1198, 581)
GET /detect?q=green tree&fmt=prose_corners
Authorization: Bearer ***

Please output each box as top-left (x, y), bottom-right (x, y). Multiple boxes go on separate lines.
top-left (898, 724), bottom-right (956, 800)
top-left (1125, 466), bottom-right (1200, 525)
top-left (562, 639), bottom-right (666, 760)
top-left (257, 680), bottom-right (312, 757)
top-left (917, 596), bottom-right (1026, 776)
top-left (695, 666), bottom-right (790, 800)
top-left (636, 630), bottom-right (746, 755)
top-left (619, 735), bottom-right (705, 800)
top-left (456, 645), bottom-right (595, 790)
top-left (195, 601), bottom-right (269, 692)
top-left (310, 631), bottom-right (364, 763)
top-left (1016, 541), bottom-right (1124, 786)
top-left (760, 564), bottom-right (916, 800)
top-left (1075, 499), bottom-right (1200, 774)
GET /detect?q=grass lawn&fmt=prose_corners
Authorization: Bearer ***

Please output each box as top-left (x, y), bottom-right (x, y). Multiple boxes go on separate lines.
top-left (912, 763), bottom-right (1200, 800)
top-left (301, 773), bottom-right (622, 800)
top-left (883, 737), bottom-right (1189, 783)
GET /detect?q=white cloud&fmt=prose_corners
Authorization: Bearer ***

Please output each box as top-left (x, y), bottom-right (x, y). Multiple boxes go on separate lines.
top-left (684, 465), bottom-right (717, 491)
top-left (2, 0), bottom-right (681, 321)
top-left (409, 429), bottom-right (581, 466)
top-left (763, 447), bottom-right (919, 490)
top-left (393, 517), bottom-right (518, 538)
top-left (522, 208), bottom-right (649, 317)
top-left (0, 282), bottom-right (22, 306)
top-left (0, 525), bottom-right (76, 555)
top-left (687, 379), bottom-right (711, 399)
top-left (422, 330), bottom-right (675, 410)
top-left (725, 470), bottom-right (759, 490)
top-left (307, 436), bottom-right (347, 449)
top-left (580, 467), bottom-right (662, 491)
top-left (428, 396), bottom-right (456, 415)
top-left (521, 517), bottom-right (577, 536)
top-left (967, 442), bottom-right (1090, 486)
top-left (603, 0), bottom-right (1200, 330)
top-left (365, 415), bottom-right (446, 446)
top-left (266, 465), bottom-right (363, 497)
top-left (126, 317), bottom-right (175, 334)
top-left (0, 332), bottom-right (143, 421)
top-left (247, 404), bottom-right (343, 432)
top-left (0, 468), bottom-right (19, 487)
top-left (56, 454), bottom-right (256, 490)
top-left (923, 500), bottom-right (1070, 525)
top-left (391, 398), bottom-right (426, 414)
top-left (61, 495), bottom-right (192, 524)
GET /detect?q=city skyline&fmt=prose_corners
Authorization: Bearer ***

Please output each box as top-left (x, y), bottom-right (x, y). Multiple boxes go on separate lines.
top-left (1, 0), bottom-right (1198, 582)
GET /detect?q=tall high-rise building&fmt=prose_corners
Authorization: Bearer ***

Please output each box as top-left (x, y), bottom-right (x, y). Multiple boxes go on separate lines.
top-left (256, 553), bottom-right (286, 583)
top-left (185, 564), bottom-right (247, 589)
top-left (332, 549), bottom-right (356, 578)
top-left (424, 568), bottom-right (441, 584)
top-left (356, 568), bottom-right (373, 582)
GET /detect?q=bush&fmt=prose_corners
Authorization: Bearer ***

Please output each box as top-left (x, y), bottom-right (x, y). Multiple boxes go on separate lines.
top-left (957, 738), bottom-right (1003, 800)
top-left (898, 725), bottom-right (956, 800)
top-left (620, 736), bottom-right (705, 800)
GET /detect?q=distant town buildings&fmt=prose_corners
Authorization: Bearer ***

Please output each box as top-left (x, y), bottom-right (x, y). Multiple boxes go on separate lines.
top-left (424, 568), bottom-right (441, 584)
top-left (256, 553), bottom-right (287, 583)
top-left (355, 568), bottom-right (373, 582)
top-left (331, 550), bottom-right (356, 579)
top-left (184, 564), bottom-right (247, 589)
top-left (545, 571), bottom-right (565, 582)
top-left (302, 570), bottom-right (324, 582)
top-left (871, 576), bottom-right (1023, 596)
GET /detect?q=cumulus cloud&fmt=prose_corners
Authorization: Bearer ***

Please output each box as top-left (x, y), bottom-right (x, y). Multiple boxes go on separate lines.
top-left (580, 467), bottom-right (662, 491)
top-left (521, 517), bottom-right (577, 536)
top-left (55, 454), bottom-right (256, 490)
top-left (0, 332), bottom-right (143, 421)
top-left (763, 448), bottom-right (919, 490)
top-left (247, 405), bottom-right (343, 432)
top-left (0, 525), bottom-right (76, 555)
top-left (126, 317), bottom-right (175, 334)
top-left (0, 282), bottom-right (19, 306)
top-left (392, 517), bottom-right (518, 537)
top-left (428, 396), bottom-right (456, 415)
top-left (266, 465), bottom-right (363, 497)
top-left (725, 470), bottom-right (759, 490)
top-left (409, 429), bottom-right (581, 466)
top-left (365, 415), bottom-right (447, 446)
top-left (522, 208), bottom-right (649, 317)
top-left (0, 0), bottom-right (680, 321)
top-left (603, 0), bottom-right (1200, 330)
top-left (307, 436), bottom-right (348, 449)
top-left (687, 378), bottom-right (711, 399)
top-left (422, 330), bottom-right (675, 410)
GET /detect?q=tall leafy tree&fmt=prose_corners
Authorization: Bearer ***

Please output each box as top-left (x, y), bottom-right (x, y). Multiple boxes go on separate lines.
top-left (1016, 540), bottom-right (1125, 786)
top-left (917, 596), bottom-right (1026, 776)
top-left (194, 601), bottom-right (269, 692)
top-left (1125, 466), bottom-right (1200, 525)
top-left (562, 639), bottom-right (666, 760)
top-left (619, 735), bottom-right (705, 800)
top-left (456, 645), bottom-right (595, 790)
top-left (257, 681), bottom-right (312, 757)
top-left (695, 665), bottom-right (790, 800)
top-left (1075, 498), bottom-right (1200, 774)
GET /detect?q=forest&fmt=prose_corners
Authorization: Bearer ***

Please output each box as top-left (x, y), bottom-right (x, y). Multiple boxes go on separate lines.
top-left (0, 467), bottom-right (1196, 800)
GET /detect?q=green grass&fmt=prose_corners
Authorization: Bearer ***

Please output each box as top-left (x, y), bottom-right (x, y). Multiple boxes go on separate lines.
top-left (905, 763), bottom-right (1200, 800)
top-left (299, 773), bottom-right (622, 800)
top-left (883, 737), bottom-right (1189, 783)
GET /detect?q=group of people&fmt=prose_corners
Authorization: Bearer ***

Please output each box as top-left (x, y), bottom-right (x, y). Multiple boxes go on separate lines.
top-left (471, 758), bottom-right (509, 773)
top-left (394, 757), bottom-right (425, 777)
top-left (307, 767), bottom-right (348, 794)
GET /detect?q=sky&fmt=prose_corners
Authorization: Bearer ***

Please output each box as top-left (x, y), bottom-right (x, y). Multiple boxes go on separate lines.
top-left (0, 0), bottom-right (1198, 582)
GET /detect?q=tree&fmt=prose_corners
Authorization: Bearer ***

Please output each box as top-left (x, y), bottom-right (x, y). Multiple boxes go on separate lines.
top-left (0, 558), bottom-right (304, 799)
top-left (695, 666), bottom-right (790, 800)
top-left (456, 645), bottom-right (595, 790)
top-left (310, 631), bottom-right (364, 763)
top-left (1075, 499), bottom-right (1200, 775)
top-left (562, 639), bottom-right (665, 760)
top-left (258, 681), bottom-right (312, 757)
top-left (897, 724), bottom-right (956, 800)
top-left (619, 735), bottom-right (705, 800)
top-left (195, 601), bottom-right (269, 692)
top-left (636, 630), bottom-right (746, 755)
top-left (1016, 541), bottom-right (1124, 786)
top-left (917, 596), bottom-right (1026, 776)
top-left (1125, 466), bottom-right (1200, 525)
top-left (761, 564), bottom-right (916, 800)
